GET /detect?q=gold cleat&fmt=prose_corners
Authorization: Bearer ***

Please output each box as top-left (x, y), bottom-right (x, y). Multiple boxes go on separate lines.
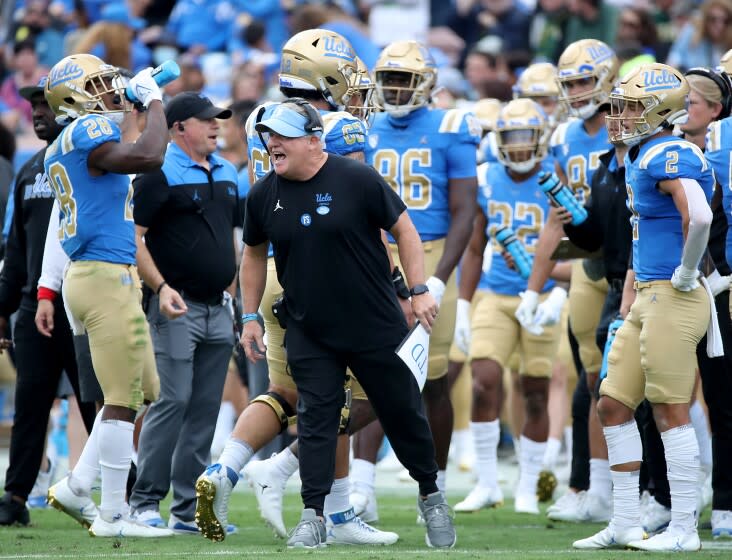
top-left (195, 476), bottom-right (226, 542)
top-left (537, 470), bottom-right (558, 503)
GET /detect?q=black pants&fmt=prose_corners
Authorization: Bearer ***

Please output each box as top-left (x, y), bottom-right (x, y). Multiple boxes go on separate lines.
top-left (286, 321), bottom-right (438, 515)
top-left (4, 305), bottom-right (96, 500)
top-left (636, 400), bottom-right (670, 507)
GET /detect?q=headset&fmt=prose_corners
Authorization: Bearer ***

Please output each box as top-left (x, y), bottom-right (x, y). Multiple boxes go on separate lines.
top-left (685, 67), bottom-right (732, 120)
top-left (178, 122), bottom-right (185, 132)
top-left (280, 97), bottom-right (324, 134)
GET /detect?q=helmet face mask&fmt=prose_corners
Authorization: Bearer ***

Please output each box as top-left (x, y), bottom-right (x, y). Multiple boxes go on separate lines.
top-left (514, 62), bottom-right (567, 126)
top-left (45, 54), bottom-right (126, 124)
top-left (556, 39), bottom-right (619, 120)
top-left (495, 98), bottom-right (549, 173)
top-left (373, 40), bottom-right (436, 117)
top-left (345, 56), bottom-right (375, 125)
top-left (607, 63), bottom-right (689, 147)
top-left (279, 29), bottom-right (358, 110)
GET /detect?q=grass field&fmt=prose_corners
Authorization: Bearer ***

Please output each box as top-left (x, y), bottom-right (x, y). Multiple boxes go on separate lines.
top-left (1, 489), bottom-right (731, 559)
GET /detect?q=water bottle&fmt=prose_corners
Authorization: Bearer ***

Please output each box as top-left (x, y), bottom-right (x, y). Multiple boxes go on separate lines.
top-left (599, 317), bottom-right (624, 380)
top-left (538, 171), bottom-right (588, 226)
top-left (125, 60), bottom-right (181, 103)
top-left (495, 227), bottom-right (533, 279)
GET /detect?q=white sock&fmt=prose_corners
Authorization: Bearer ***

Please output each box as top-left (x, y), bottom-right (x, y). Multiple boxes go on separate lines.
top-left (689, 401), bottom-right (713, 472)
top-left (218, 437), bottom-right (254, 473)
top-left (661, 424), bottom-right (700, 534)
top-left (564, 426), bottom-right (573, 463)
top-left (211, 402), bottom-right (236, 457)
top-left (588, 458), bottom-right (612, 501)
top-left (611, 470), bottom-right (641, 531)
top-left (69, 409), bottom-right (103, 496)
top-left (471, 420), bottom-right (500, 490)
top-left (270, 446), bottom-right (299, 479)
top-left (436, 469), bottom-right (447, 495)
top-left (517, 435), bottom-right (546, 497)
top-left (350, 458), bottom-right (376, 494)
top-left (98, 419), bottom-right (134, 521)
top-left (452, 429), bottom-right (470, 456)
top-left (324, 477), bottom-right (350, 516)
top-left (542, 437), bottom-right (562, 470)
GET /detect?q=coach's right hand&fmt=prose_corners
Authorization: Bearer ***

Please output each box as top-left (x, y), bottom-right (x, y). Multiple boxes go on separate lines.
top-left (412, 291), bottom-right (438, 333)
top-left (241, 321), bottom-right (266, 363)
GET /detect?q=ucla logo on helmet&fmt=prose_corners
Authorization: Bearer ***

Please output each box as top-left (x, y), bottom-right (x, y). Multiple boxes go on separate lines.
top-left (322, 37), bottom-right (355, 62)
top-left (642, 68), bottom-right (681, 92)
top-left (587, 44), bottom-right (613, 63)
top-left (49, 62), bottom-right (84, 87)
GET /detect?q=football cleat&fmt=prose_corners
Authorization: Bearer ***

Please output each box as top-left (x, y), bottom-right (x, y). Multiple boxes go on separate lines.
top-left (537, 470), bottom-right (558, 503)
top-left (89, 515), bottom-right (174, 538)
top-left (642, 496), bottom-right (671, 534)
top-left (454, 485), bottom-right (504, 513)
top-left (627, 527), bottom-right (700, 552)
top-left (326, 508), bottom-right (398, 545)
top-left (514, 493), bottom-right (540, 515)
top-left (47, 476), bottom-right (98, 528)
top-left (712, 509), bottom-right (732, 539)
top-left (134, 509), bottom-right (166, 528)
top-left (349, 488), bottom-right (379, 524)
top-left (243, 457), bottom-right (288, 538)
top-left (194, 463), bottom-right (238, 542)
top-left (573, 523), bottom-right (646, 549)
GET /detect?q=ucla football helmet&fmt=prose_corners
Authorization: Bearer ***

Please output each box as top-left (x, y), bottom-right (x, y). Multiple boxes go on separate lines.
top-left (473, 98), bottom-right (502, 133)
top-left (514, 62), bottom-right (567, 126)
top-left (279, 29), bottom-right (358, 111)
top-left (373, 40), bottom-right (437, 117)
top-left (345, 56), bottom-right (375, 123)
top-left (607, 63), bottom-right (689, 147)
top-left (556, 39), bottom-right (619, 120)
top-left (495, 98), bottom-right (549, 173)
top-left (45, 54), bottom-right (125, 124)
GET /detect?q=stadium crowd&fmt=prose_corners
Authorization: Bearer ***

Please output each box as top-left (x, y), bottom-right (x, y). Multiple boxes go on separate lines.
top-left (0, 0), bottom-right (732, 552)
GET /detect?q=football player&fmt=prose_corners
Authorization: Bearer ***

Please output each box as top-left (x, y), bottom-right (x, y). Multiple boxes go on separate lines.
top-left (350, 39), bottom-right (480, 519)
top-left (195, 29), bottom-right (398, 546)
top-left (453, 99), bottom-right (562, 514)
top-left (513, 62), bottom-right (568, 130)
top-left (43, 55), bottom-right (172, 537)
top-left (520, 39), bottom-right (619, 523)
top-left (574, 63), bottom-right (714, 552)
top-left (474, 97), bottom-right (502, 165)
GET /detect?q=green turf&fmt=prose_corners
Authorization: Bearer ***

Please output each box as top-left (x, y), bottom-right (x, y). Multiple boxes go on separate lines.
top-left (0, 491), bottom-right (730, 559)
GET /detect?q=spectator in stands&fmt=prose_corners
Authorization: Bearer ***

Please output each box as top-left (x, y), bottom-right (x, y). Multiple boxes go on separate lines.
top-left (614, 7), bottom-right (660, 60)
top-left (530, 0), bottom-right (570, 63)
top-left (217, 99), bottom-right (256, 196)
top-left (230, 62), bottom-right (268, 103)
top-left (163, 53), bottom-right (205, 98)
top-left (666, 0), bottom-right (732, 72)
top-left (9, 1), bottom-right (66, 68)
top-left (237, 0), bottom-right (288, 54)
top-left (0, 41), bottom-right (47, 131)
top-left (464, 41), bottom-right (513, 101)
top-left (563, 0), bottom-right (619, 49)
top-left (166, 0), bottom-right (237, 54)
top-left (451, 0), bottom-right (533, 55)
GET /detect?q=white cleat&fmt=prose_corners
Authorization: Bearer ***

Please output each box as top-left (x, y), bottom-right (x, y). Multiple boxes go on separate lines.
top-left (547, 490), bottom-right (582, 517)
top-left (573, 523), bottom-right (646, 549)
top-left (454, 486), bottom-right (503, 513)
top-left (326, 508), bottom-right (398, 545)
top-left (712, 510), bottom-right (732, 539)
top-left (550, 490), bottom-right (610, 522)
top-left (514, 493), bottom-right (540, 515)
top-left (195, 463), bottom-right (238, 542)
top-left (89, 515), bottom-right (175, 537)
top-left (349, 488), bottom-right (379, 524)
top-left (642, 496), bottom-right (671, 534)
top-left (47, 476), bottom-right (98, 528)
top-left (627, 527), bottom-right (700, 552)
top-left (243, 458), bottom-right (288, 538)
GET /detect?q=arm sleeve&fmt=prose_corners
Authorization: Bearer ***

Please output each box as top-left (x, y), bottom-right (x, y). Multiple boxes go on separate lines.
top-left (132, 169), bottom-right (169, 227)
top-left (37, 198), bottom-right (68, 293)
top-left (679, 178), bottom-right (713, 270)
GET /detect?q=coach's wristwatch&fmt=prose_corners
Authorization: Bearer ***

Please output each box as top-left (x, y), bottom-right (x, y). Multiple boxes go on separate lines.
top-left (409, 284), bottom-right (430, 296)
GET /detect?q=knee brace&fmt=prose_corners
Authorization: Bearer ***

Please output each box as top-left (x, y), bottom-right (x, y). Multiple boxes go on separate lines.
top-left (251, 391), bottom-right (296, 433)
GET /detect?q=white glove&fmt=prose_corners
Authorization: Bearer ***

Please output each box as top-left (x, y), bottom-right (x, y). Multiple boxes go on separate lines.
top-left (706, 269), bottom-right (731, 296)
top-left (454, 298), bottom-right (471, 354)
top-left (671, 265), bottom-right (700, 292)
top-left (128, 67), bottom-right (163, 108)
top-left (515, 289), bottom-right (542, 335)
top-left (534, 287), bottom-right (567, 327)
top-left (426, 276), bottom-right (446, 306)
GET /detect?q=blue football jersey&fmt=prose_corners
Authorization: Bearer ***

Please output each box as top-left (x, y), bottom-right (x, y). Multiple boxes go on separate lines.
top-left (366, 106), bottom-right (481, 240)
top-left (550, 118), bottom-right (610, 204)
top-left (626, 136), bottom-right (714, 281)
top-left (244, 102), bottom-right (367, 182)
top-left (477, 161), bottom-right (556, 295)
top-left (44, 114), bottom-right (135, 264)
top-left (705, 117), bottom-right (732, 267)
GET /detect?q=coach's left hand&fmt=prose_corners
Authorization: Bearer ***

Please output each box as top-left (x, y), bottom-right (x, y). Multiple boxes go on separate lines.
top-left (241, 321), bottom-right (266, 363)
top-left (412, 292), bottom-right (438, 333)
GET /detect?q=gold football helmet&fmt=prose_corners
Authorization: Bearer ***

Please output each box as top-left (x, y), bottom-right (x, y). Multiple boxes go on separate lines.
top-left (495, 98), bottom-right (549, 173)
top-left (556, 39), bottom-right (619, 119)
top-left (45, 54), bottom-right (124, 123)
top-left (514, 62), bottom-right (567, 126)
top-left (607, 63), bottom-right (689, 147)
top-left (473, 98), bottom-right (502, 133)
top-left (373, 40), bottom-right (437, 117)
top-left (719, 48), bottom-right (732, 77)
top-left (279, 29), bottom-right (358, 111)
top-left (345, 56), bottom-right (375, 123)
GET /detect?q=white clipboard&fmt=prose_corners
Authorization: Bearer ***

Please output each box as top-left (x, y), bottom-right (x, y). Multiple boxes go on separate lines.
top-left (395, 321), bottom-right (430, 392)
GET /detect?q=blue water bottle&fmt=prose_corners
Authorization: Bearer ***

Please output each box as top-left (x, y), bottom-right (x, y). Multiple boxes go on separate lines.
top-left (495, 226), bottom-right (533, 279)
top-left (538, 171), bottom-right (588, 226)
top-left (599, 316), bottom-right (624, 380)
top-left (125, 60), bottom-right (181, 103)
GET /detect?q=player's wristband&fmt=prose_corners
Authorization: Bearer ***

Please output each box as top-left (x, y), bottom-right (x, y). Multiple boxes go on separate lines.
top-left (392, 266), bottom-right (411, 300)
top-left (37, 287), bottom-right (58, 302)
top-left (156, 280), bottom-right (168, 294)
top-left (241, 313), bottom-right (259, 325)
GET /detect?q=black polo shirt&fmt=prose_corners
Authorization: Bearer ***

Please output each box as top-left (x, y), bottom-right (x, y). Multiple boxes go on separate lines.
top-left (244, 154), bottom-right (408, 350)
top-left (134, 142), bottom-right (239, 302)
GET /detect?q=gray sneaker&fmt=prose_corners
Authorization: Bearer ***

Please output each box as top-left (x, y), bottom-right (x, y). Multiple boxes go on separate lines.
top-left (418, 492), bottom-right (456, 548)
top-left (287, 509), bottom-right (327, 548)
